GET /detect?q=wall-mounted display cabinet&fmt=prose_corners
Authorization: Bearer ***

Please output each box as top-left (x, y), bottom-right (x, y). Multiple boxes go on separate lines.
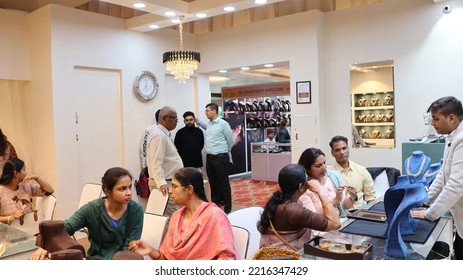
top-left (350, 60), bottom-right (395, 148)
top-left (351, 91), bottom-right (395, 147)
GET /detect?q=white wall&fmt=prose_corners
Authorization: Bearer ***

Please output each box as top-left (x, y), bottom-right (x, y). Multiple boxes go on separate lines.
top-left (322, 0), bottom-right (463, 168)
top-left (197, 0), bottom-right (463, 170)
top-left (0, 9), bottom-right (30, 80)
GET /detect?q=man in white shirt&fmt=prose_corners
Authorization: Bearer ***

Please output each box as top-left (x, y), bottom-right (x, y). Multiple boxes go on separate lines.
top-left (140, 109), bottom-right (160, 172)
top-left (146, 106), bottom-right (183, 216)
top-left (411, 96), bottom-right (463, 259)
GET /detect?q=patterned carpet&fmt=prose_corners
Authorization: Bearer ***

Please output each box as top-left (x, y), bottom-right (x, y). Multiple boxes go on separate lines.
top-left (231, 178), bottom-right (280, 208)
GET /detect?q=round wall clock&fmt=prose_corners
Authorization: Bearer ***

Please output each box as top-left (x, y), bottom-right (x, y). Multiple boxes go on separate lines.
top-left (133, 71), bottom-right (159, 102)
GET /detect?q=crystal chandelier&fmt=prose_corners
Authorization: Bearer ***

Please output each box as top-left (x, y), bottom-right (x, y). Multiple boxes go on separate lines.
top-left (163, 15), bottom-right (201, 84)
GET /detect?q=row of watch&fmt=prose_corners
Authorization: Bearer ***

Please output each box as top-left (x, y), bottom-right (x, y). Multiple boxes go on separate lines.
top-left (224, 98), bottom-right (291, 112)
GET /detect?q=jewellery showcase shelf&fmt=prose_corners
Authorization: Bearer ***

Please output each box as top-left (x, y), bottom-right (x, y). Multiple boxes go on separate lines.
top-left (352, 91), bottom-right (395, 148)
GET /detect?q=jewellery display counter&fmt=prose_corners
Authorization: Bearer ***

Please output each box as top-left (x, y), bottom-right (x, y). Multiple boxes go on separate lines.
top-left (0, 223), bottom-right (37, 260)
top-left (251, 142), bottom-right (291, 182)
top-left (351, 91), bottom-right (395, 148)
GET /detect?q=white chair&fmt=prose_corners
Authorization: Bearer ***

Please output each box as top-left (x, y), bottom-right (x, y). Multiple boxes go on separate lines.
top-left (35, 194), bottom-right (57, 220)
top-left (141, 213), bottom-right (168, 257)
top-left (231, 225), bottom-right (250, 260)
top-left (228, 206), bottom-right (263, 258)
top-left (78, 183), bottom-right (103, 208)
top-left (145, 189), bottom-right (168, 216)
top-left (73, 183), bottom-right (102, 240)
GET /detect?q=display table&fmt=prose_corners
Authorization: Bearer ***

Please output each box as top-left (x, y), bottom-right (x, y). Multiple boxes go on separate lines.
top-left (0, 223), bottom-right (37, 260)
top-left (251, 142), bottom-right (291, 181)
top-left (302, 201), bottom-right (453, 260)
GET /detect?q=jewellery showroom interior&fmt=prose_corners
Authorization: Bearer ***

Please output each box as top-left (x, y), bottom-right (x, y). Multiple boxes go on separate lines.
top-left (1, 0), bottom-right (462, 260)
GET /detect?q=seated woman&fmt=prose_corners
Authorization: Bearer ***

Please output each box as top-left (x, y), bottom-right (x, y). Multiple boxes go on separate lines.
top-left (258, 164), bottom-right (341, 251)
top-left (297, 148), bottom-right (358, 217)
top-left (0, 158), bottom-right (54, 225)
top-left (0, 129), bottom-right (18, 176)
top-left (129, 167), bottom-right (236, 260)
top-left (31, 167), bottom-right (144, 260)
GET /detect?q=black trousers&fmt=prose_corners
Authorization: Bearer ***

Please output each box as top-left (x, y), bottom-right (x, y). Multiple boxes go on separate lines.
top-left (454, 231), bottom-right (463, 260)
top-left (206, 153), bottom-right (232, 213)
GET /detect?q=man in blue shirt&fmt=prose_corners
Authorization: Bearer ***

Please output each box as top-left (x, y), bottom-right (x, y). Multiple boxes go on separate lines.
top-left (204, 103), bottom-right (234, 213)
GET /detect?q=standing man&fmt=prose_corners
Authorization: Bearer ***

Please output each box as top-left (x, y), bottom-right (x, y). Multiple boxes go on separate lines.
top-left (174, 111), bottom-right (204, 169)
top-left (204, 103), bottom-right (234, 213)
top-left (146, 106), bottom-right (183, 216)
top-left (329, 135), bottom-right (376, 210)
top-left (140, 109), bottom-right (160, 173)
top-left (411, 96), bottom-right (463, 259)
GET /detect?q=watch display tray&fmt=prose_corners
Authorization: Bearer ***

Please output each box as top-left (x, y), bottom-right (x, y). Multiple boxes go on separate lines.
top-left (304, 236), bottom-right (373, 260)
top-left (347, 209), bottom-right (387, 223)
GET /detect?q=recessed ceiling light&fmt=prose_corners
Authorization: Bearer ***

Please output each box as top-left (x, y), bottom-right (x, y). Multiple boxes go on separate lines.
top-left (171, 19), bottom-right (181, 24)
top-left (241, 67), bottom-right (250, 71)
top-left (224, 6), bottom-right (235, 12)
top-left (164, 11), bottom-right (176, 16)
top-left (148, 24), bottom-right (159, 29)
top-left (219, 70), bottom-right (228, 73)
top-left (254, 0), bottom-right (268, 5)
top-left (196, 13), bottom-right (207, 18)
top-left (264, 64), bottom-right (274, 68)
top-left (133, 3), bottom-right (146, 8)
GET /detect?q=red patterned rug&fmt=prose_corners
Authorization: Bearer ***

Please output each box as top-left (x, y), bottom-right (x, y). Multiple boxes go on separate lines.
top-left (231, 178), bottom-right (280, 208)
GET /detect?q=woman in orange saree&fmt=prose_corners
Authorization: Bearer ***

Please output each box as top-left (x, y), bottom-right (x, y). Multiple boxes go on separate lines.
top-left (130, 167), bottom-right (236, 260)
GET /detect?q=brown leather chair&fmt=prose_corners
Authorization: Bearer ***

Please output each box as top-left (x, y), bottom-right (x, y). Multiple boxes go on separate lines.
top-left (36, 220), bottom-right (86, 260)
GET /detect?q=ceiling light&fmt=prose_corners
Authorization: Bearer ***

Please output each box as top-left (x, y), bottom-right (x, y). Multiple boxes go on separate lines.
top-left (171, 19), bottom-right (181, 24)
top-left (241, 67), bottom-right (250, 71)
top-left (163, 15), bottom-right (201, 84)
top-left (255, 0), bottom-right (268, 5)
top-left (224, 6), bottom-right (236, 12)
top-left (133, 3), bottom-right (146, 8)
top-left (164, 11), bottom-right (176, 16)
top-left (196, 13), bottom-right (207, 18)
top-left (264, 64), bottom-right (274, 68)
top-left (148, 24), bottom-right (159, 29)
top-left (219, 70), bottom-right (227, 73)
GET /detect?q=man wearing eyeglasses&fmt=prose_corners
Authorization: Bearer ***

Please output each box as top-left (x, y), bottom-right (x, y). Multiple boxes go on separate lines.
top-left (174, 111), bottom-right (204, 170)
top-left (411, 96), bottom-right (463, 259)
top-left (146, 106), bottom-right (183, 216)
top-left (204, 103), bottom-right (234, 214)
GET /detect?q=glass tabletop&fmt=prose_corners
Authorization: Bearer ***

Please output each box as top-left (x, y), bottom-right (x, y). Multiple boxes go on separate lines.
top-left (301, 216), bottom-right (451, 260)
top-left (0, 223), bottom-right (37, 259)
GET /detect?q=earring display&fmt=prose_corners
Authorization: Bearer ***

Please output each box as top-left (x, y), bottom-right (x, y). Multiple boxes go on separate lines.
top-left (352, 91), bottom-right (395, 148)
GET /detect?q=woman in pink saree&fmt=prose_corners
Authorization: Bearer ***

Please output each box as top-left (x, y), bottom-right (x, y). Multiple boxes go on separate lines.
top-left (130, 167), bottom-right (236, 260)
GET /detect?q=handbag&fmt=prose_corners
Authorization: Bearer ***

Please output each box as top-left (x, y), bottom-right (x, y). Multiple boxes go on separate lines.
top-left (252, 220), bottom-right (301, 260)
top-left (134, 167), bottom-right (150, 198)
top-left (9, 198), bottom-right (44, 236)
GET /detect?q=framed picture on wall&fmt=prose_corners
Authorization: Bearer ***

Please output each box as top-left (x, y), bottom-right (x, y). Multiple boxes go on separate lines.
top-left (296, 81), bottom-right (311, 104)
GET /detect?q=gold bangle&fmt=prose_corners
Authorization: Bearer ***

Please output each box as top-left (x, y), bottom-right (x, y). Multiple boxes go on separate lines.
top-left (7, 216), bottom-right (13, 224)
top-left (322, 200), bottom-right (332, 208)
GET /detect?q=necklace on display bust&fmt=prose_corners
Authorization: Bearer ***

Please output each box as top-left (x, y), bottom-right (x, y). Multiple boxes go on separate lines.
top-left (422, 163), bottom-right (441, 184)
top-left (405, 152), bottom-right (429, 178)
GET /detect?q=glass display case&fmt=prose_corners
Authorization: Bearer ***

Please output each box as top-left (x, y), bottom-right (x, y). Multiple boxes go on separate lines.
top-left (0, 223), bottom-right (37, 260)
top-left (251, 142), bottom-right (291, 181)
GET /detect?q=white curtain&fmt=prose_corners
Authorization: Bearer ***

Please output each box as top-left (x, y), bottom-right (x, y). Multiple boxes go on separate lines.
top-left (0, 79), bottom-right (32, 167)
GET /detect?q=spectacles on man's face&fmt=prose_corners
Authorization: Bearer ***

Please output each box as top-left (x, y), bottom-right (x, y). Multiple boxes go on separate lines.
top-left (166, 116), bottom-right (178, 121)
top-left (423, 113), bottom-right (432, 125)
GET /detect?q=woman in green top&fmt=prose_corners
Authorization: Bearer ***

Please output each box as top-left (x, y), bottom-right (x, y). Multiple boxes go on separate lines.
top-left (31, 167), bottom-right (144, 260)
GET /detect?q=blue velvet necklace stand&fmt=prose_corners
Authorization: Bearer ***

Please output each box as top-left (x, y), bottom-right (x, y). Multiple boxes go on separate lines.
top-left (383, 175), bottom-right (428, 259)
top-left (404, 151), bottom-right (430, 182)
